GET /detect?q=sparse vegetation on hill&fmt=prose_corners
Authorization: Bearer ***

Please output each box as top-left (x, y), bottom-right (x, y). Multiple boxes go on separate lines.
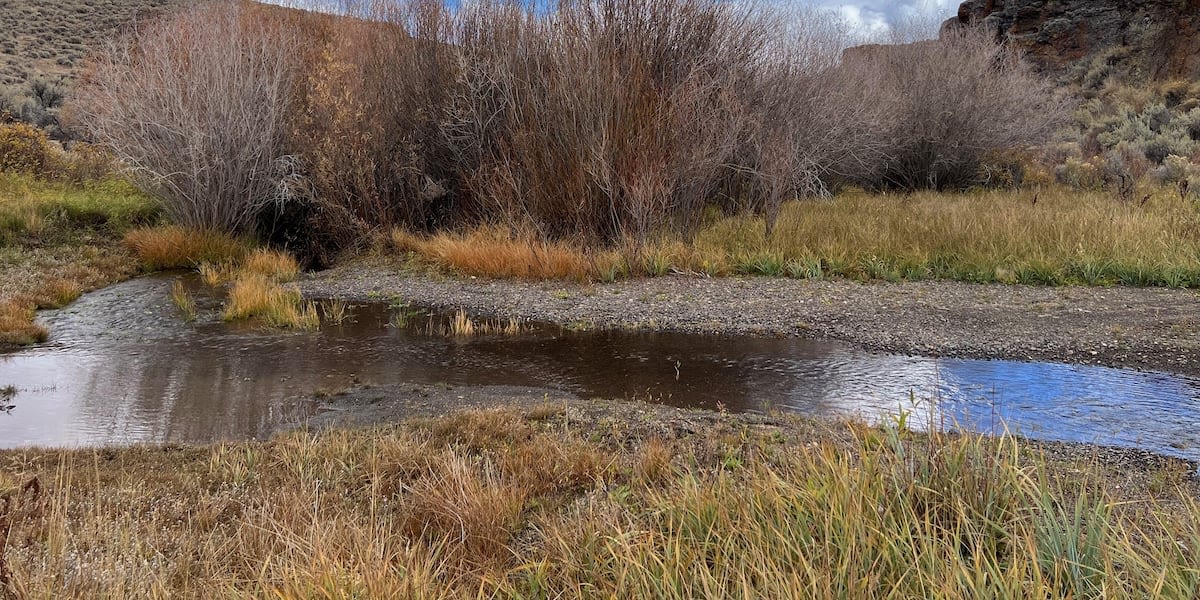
top-left (0, 0), bottom-right (183, 135)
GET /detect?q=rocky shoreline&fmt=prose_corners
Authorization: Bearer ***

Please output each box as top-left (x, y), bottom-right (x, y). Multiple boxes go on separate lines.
top-left (302, 258), bottom-right (1200, 376)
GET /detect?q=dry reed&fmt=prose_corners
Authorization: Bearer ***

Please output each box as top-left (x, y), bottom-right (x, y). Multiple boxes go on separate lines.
top-left (122, 225), bottom-right (249, 271)
top-left (0, 407), bottom-right (1197, 598)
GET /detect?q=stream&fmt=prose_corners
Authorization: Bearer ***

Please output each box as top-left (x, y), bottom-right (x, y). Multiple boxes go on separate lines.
top-left (2, 275), bottom-right (1199, 462)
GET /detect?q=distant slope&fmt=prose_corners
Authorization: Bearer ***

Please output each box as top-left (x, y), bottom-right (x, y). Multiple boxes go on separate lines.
top-left (0, 0), bottom-right (184, 132)
top-left (945, 0), bottom-right (1200, 84)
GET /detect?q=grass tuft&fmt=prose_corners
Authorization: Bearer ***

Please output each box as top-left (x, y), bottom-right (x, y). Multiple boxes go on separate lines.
top-left (197, 261), bottom-right (233, 287)
top-left (241, 248), bottom-right (299, 282)
top-left (222, 274), bottom-right (318, 329)
top-left (1, 408), bottom-right (1199, 597)
top-left (0, 300), bottom-right (46, 345)
top-left (320, 298), bottom-right (348, 325)
top-left (431, 309), bottom-right (524, 337)
top-left (170, 279), bottom-right (196, 322)
top-left (392, 227), bottom-right (596, 281)
top-left (122, 225), bottom-right (250, 271)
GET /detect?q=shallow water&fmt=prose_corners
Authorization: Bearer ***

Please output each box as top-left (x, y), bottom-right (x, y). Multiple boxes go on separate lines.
top-left (2, 276), bottom-right (1199, 461)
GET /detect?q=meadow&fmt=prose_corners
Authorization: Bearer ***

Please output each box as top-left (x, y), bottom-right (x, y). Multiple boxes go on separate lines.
top-left (1, 405), bottom-right (1198, 598)
top-left (391, 184), bottom-right (1200, 287)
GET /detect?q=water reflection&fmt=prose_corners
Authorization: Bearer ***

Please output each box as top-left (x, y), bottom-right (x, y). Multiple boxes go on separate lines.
top-left (1, 276), bottom-right (1199, 462)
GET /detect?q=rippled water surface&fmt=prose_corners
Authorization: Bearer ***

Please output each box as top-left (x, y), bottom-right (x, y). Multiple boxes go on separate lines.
top-left (2, 276), bottom-right (1199, 461)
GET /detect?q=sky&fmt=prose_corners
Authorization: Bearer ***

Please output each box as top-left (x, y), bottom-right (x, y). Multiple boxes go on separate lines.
top-left (268, 0), bottom-right (963, 38)
top-left (812, 0), bottom-right (960, 37)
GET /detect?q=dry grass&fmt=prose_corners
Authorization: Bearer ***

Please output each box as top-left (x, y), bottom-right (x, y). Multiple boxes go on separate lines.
top-left (0, 301), bottom-right (45, 345)
top-left (697, 185), bottom-right (1200, 285)
top-left (392, 185), bottom-right (1200, 286)
top-left (197, 261), bottom-right (232, 287)
top-left (169, 278), bottom-right (195, 322)
top-left (391, 227), bottom-right (613, 282)
top-left (221, 274), bottom-right (319, 329)
top-left (122, 225), bottom-right (250, 271)
top-left (240, 247), bottom-right (299, 282)
top-left (436, 309), bottom-right (523, 337)
top-left (208, 249), bottom-right (315, 329)
top-left (0, 406), bottom-right (1198, 598)
top-left (0, 250), bottom-right (137, 347)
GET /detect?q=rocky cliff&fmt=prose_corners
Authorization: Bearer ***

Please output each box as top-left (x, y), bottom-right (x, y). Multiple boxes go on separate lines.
top-left (943, 0), bottom-right (1200, 82)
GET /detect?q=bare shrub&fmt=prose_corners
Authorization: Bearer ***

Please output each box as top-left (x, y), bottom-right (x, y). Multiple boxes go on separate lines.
top-left (858, 26), bottom-right (1066, 191)
top-left (739, 7), bottom-right (889, 231)
top-left (446, 0), bottom-right (772, 244)
top-left (289, 0), bottom-right (460, 257)
top-left (69, 1), bottom-right (303, 234)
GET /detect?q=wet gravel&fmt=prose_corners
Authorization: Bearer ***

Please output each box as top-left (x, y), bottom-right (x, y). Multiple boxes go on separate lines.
top-left (302, 258), bottom-right (1200, 375)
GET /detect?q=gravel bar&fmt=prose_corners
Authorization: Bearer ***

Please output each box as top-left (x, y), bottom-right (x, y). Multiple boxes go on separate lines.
top-left (301, 259), bottom-right (1200, 376)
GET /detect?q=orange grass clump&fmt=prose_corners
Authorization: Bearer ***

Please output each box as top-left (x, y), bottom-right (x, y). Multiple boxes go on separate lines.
top-left (392, 227), bottom-right (618, 282)
top-left (0, 300), bottom-right (47, 345)
top-left (240, 248), bottom-right (299, 282)
top-left (123, 225), bottom-right (249, 270)
top-left (222, 274), bottom-right (318, 329)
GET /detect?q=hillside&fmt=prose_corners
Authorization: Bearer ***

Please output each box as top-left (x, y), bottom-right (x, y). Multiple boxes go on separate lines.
top-left (0, 0), bottom-right (183, 132)
top-left (945, 0), bottom-right (1200, 83)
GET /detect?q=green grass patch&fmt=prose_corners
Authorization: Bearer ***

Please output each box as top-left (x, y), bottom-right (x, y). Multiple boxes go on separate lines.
top-left (395, 185), bottom-right (1200, 288)
top-left (0, 172), bottom-right (159, 243)
top-left (690, 185), bottom-right (1200, 287)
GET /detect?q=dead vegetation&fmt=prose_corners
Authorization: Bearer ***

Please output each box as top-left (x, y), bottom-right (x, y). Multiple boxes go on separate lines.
top-left (0, 405), bottom-right (1197, 598)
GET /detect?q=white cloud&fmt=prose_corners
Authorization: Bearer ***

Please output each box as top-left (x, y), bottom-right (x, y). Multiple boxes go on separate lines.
top-left (815, 0), bottom-right (959, 38)
top-left (836, 5), bottom-right (890, 37)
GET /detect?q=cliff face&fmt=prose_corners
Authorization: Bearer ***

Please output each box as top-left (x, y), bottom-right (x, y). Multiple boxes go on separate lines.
top-left (943, 0), bottom-right (1200, 81)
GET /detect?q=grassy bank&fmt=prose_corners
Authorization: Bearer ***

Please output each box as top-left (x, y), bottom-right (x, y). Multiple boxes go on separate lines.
top-left (393, 185), bottom-right (1200, 286)
top-left (1, 405), bottom-right (1197, 598)
top-left (0, 173), bottom-right (157, 346)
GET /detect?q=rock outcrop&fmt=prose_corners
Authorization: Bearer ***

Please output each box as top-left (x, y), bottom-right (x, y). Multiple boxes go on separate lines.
top-left (943, 0), bottom-right (1200, 82)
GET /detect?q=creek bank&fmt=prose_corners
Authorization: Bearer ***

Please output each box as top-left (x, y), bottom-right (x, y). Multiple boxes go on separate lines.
top-left (308, 382), bottom-right (1199, 498)
top-left (302, 259), bottom-right (1200, 376)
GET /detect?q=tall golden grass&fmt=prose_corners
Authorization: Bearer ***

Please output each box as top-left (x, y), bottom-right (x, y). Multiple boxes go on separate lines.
top-left (435, 309), bottom-right (523, 337)
top-left (122, 225), bottom-right (250, 270)
top-left (391, 186), bottom-right (1200, 286)
top-left (698, 185), bottom-right (1200, 285)
top-left (391, 227), bottom-right (611, 282)
top-left (120, 226), bottom-right (310, 329)
top-left (169, 279), bottom-right (196, 322)
top-left (240, 247), bottom-right (300, 282)
top-left (0, 407), bottom-right (1197, 598)
top-left (222, 273), bottom-right (318, 329)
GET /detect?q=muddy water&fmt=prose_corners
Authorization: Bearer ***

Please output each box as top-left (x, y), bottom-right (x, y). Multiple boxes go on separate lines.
top-left (2, 276), bottom-right (1200, 461)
